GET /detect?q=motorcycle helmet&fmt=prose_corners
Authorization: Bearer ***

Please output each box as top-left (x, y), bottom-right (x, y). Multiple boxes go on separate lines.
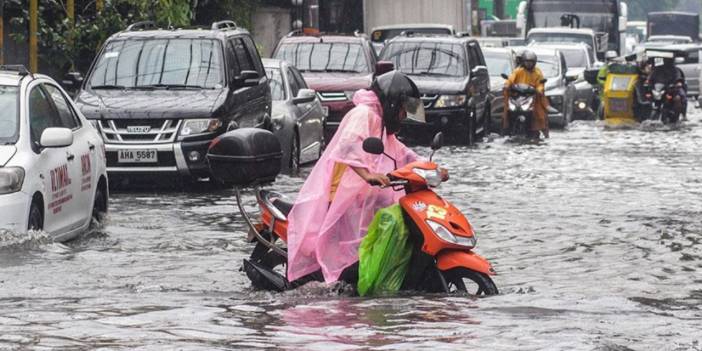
top-left (371, 71), bottom-right (425, 134)
top-left (521, 50), bottom-right (537, 70)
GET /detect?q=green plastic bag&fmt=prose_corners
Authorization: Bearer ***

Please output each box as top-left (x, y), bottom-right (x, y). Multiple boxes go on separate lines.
top-left (357, 204), bottom-right (413, 296)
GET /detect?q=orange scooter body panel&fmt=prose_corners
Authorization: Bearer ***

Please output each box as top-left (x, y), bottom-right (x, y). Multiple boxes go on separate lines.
top-left (436, 250), bottom-right (496, 276)
top-left (399, 188), bottom-right (476, 256)
top-left (258, 201), bottom-right (289, 242)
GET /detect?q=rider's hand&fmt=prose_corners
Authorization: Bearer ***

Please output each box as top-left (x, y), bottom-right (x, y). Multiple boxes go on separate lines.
top-left (366, 173), bottom-right (391, 187)
top-left (439, 168), bottom-right (449, 181)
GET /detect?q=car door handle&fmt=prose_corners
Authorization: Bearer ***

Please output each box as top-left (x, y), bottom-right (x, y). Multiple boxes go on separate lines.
top-left (88, 142), bottom-right (95, 151)
top-left (66, 153), bottom-right (75, 161)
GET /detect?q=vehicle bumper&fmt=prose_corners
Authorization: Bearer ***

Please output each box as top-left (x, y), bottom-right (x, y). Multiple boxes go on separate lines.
top-left (548, 111), bottom-right (566, 126)
top-left (105, 139), bottom-right (212, 179)
top-left (0, 191), bottom-right (30, 233)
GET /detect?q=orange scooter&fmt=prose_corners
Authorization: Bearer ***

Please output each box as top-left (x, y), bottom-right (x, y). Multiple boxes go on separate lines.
top-left (241, 133), bottom-right (498, 295)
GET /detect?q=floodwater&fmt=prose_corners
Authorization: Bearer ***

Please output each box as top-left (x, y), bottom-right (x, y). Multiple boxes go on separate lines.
top-left (2, 111), bottom-right (702, 350)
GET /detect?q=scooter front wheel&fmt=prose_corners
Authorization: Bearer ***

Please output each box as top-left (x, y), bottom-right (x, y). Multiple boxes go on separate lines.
top-left (442, 268), bottom-right (498, 296)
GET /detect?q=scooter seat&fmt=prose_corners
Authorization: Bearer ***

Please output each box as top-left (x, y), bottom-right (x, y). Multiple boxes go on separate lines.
top-left (272, 198), bottom-right (293, 216)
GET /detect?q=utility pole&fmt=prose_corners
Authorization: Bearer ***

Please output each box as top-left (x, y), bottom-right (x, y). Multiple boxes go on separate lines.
top-left (305, 0), bottom-right (320, 34)
top-left (29, 0), bottom-right (38, 72)
top-left (0, 0), bottom-right (4, 65)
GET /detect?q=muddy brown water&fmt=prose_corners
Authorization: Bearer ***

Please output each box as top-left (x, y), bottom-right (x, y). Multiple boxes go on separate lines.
top-left (2, 112), bottom-right (702, 350)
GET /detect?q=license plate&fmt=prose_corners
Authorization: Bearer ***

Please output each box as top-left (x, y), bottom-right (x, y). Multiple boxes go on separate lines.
top-left (609, 99), bottom-right (628, 112)
top-left (118, 149), bottom-right (158, 163)
top-left (321, 106), bottom-right (329, 117)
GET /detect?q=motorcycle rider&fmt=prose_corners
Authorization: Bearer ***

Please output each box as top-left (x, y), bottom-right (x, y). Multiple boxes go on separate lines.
top-left (647, 56), bottom-right (687, 119)
top-left (285, 71), bottom-right (447, 284)
top-left (503, 50), bottom-right (550, 139)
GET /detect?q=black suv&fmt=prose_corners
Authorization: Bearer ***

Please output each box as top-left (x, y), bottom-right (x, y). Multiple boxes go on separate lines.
top-left (379, 35), bottom-right (491, 144)
top-left (73, 21), bottom-right (271, 181)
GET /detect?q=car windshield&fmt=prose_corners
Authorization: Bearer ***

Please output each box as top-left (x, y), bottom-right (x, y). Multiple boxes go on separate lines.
top-left (371, 28), bottom-right (452, 42)
top-left (528, 33), bottom-right (593, 47)
top-left (484, 52), bottom-right (512, 78)
top-left (0, 86), bottom-right (19, 144)
top-left (88, 38), bottom-right (224, 89)
top-left (381, 41), bottom-right (466, 77)
top-left (275, 42), bottom-right (370, 73)
top-left (538, 59), bottom-right (559, 78)
top-left (266, 67), bottom-right (286, 101)
top-left (560, 48), bottom-right (589, 68)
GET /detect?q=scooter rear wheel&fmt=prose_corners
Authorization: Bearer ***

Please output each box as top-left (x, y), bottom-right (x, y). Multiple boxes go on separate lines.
top-left (443, 268), bottom-right (498, 296)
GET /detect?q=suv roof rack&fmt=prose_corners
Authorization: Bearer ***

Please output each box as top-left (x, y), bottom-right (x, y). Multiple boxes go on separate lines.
top-left (286, 29), bottom-right (304, 37)
top-left (455, 32), bottom-right (471, 37)
top-left (212, 20), bottom-right (237, 31)
top-left (0, 65), bottom-right (31, 77)
top-left (126, 21), bottom-right (158, 31)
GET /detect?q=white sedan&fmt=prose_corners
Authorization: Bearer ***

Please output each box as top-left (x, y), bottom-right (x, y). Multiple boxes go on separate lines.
top-left (0, 67), bottom-right (108, 242)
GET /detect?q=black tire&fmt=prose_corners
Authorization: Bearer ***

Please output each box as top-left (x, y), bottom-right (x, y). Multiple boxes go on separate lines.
top-left (482, 105), bottom-right (491, 138)
top-left (28, 201), bottom-right (43, 231)
top-left (91, 184), bottom-right (107, 227)
top-left (290, 132), bottom-right (300, 172)
top-left (443, 267), bottom-right (498, 296)
top-left (465, 109), bottom-right (476, 145)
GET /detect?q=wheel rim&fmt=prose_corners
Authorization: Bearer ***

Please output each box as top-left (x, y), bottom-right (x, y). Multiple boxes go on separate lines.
top-left (444, 268), bottom-right (498, 296)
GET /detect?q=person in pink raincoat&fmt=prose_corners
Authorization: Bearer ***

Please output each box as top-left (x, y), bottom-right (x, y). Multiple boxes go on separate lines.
top-left (286, 71), bottom-right (446, 284)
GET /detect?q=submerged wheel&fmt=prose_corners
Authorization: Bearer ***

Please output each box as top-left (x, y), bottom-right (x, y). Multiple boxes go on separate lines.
top-left (91, 183), bottom-right (107, 227)
top-left (28, 200), bottom-right (43, 231)
top-left (465, 109), bottom-right (476, 145)
top-left (290, 132), bottom-right (300, 173)
top-left (443, 268), bottom-right (498, 296)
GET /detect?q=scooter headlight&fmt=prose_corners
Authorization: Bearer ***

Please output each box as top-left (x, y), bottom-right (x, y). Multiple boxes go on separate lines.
top-left (652, 90), bottom-right (663, 100)
top-left (426, 220), bottom-right (476, 248)
top-left (413, 168), bottom-right (442, 187)
top-left (521, 96), bottom-right (534, 110)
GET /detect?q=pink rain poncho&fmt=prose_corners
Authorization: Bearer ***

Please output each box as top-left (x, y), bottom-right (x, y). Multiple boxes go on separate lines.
top-left (286, 89), bottom-right (420, 283)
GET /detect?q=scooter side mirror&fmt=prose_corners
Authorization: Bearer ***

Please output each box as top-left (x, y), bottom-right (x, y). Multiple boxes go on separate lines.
top-left (362, 137), bottom-right (384, 155)
top-left (430, 132), bottom-right (444, 150)
top-left (540, 78), bottom-right (548, 84)
top-left (500, 73), bottom-right (509, 80)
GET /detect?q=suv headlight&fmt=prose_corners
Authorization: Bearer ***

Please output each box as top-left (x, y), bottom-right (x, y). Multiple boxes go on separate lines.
top-left (413, 167), bottom-right (442, 187)
top-left (0, 167), bottom-right (25, 194)
top-left (426, 220), bottom-right (476, 248)
top-left (434, 94), bottom-right (467, 108)
top-left (180, 119), bottom-right (222, 137)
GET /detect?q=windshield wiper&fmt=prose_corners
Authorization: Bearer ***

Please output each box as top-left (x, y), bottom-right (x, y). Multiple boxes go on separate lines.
top-left (138, 84), bottom-right (207, 90)
top-left (91, 85), bottom-right (128, 90)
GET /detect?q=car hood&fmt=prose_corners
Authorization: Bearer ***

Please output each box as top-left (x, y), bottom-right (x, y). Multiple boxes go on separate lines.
top-left (490, 76), bottom-right (506, 92)
top-left (406, 75), bottom-right (467, 95)
top-left (0, 145), bottom-right (16, 167)
top-left (301, 73), bottom-right (373, 92)
top-left (75, 89), bottom-right (226, 120)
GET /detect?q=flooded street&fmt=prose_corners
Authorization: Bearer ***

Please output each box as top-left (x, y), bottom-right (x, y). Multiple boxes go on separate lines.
top-left (2, 111), bottom-right (702, 350)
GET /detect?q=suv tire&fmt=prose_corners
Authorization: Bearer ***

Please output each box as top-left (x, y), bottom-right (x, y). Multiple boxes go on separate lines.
top-left (28, 201), bottom-right (43, 231)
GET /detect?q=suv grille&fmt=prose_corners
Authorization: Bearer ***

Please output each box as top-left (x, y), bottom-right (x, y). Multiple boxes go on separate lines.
top-left (98, 119), bottom-right (181, 144)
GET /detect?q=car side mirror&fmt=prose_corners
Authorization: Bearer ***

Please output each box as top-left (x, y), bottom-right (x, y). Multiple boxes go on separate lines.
top-left (362, 137), bottom-right (384, 155)
top-left (293, 88), bottom-right (316, 104)
top-left (375, 61), bottom-right (394, 76)
top-left (565, 73), bottom-right (578, 83)
top-left (40, 127), bottom-right (73, 148)
top-left (430, 132), bottom-right (444, 150)
top-left (61, 71), bottom-right (83, 89)
top-left (235, 70), bottom-right (260, 87)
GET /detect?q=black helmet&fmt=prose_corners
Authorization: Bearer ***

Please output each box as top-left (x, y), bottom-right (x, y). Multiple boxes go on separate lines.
top-left (371, 71), bottom-right (425, 134)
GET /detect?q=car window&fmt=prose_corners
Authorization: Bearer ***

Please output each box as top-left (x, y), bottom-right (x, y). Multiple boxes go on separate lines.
top-left (467, 43), bottom-right (482, 68)
top-left (0, 85), bottom-right (19, 144)
top-left (242, 36), bottom-right (265, 76)
top-left (538, 59), bottom-right (559, 78)
top-left (266, 67), bottom-right (286, 101)
top-left (275, 42), bottom-right (370, 73)
top-left (287, 68), bottom-right (301, 97)
top-left (382, 41), bottom-right (467, 77)
top-left (230, 37), bottom-right (256, 73)
top-left (560, 48), bottom-right (589, 68)
top-left (290, 67), bottom-right (308, 89)
top-left (43, 84), bottom-right (81, 130)
top-left (28, 86), bottom-right (63, 145)
top-left (88, 39), bottom-right (224, 89)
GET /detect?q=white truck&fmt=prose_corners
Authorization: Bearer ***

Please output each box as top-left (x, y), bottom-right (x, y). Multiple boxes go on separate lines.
top-left (362, 0), bottom-right (470, 36)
